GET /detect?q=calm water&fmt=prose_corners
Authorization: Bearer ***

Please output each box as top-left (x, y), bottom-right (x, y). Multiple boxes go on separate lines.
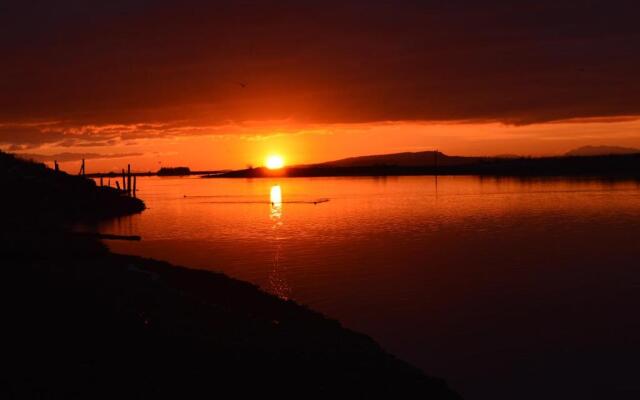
top-left (98, 176), bottom-right (640, 399)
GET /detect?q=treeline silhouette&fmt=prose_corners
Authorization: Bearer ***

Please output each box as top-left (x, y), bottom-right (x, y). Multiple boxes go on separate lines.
top-left (158, 166), bottom-right (191, 176)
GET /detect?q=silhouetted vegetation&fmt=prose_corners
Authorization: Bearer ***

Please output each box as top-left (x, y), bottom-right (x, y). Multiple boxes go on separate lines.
top-left (0, 151), bottom-right (460, 398)
top-left (158, 166), bottom-right (191, 176)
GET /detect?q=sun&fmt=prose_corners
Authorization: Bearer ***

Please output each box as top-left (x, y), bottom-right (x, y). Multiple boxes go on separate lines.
top-left (265, 154), bottom-right (285, 170)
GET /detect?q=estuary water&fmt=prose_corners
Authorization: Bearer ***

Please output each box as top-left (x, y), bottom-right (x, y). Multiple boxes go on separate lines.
top-left (97, 175), bottom-right (640, 399)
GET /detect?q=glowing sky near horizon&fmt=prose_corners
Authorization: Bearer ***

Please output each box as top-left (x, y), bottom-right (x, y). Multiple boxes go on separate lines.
top-left (8, 117), bottom-right (639, 173)
top-left (1, 1), bottom-right (640, 172)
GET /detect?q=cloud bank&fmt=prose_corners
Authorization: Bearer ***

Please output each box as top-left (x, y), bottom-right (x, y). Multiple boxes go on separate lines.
top-left (1, 1), bottom-right (639, 147)
top-left (17, 152), bottom-right (144, 163)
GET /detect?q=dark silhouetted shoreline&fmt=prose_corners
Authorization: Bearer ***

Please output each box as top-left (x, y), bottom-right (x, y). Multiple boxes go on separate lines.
top-left (0, 151), bottom-right (460, 399)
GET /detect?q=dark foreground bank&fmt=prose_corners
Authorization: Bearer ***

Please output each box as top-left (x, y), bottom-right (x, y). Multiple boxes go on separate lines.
top-left (0, 151), bottom-right (460, 398)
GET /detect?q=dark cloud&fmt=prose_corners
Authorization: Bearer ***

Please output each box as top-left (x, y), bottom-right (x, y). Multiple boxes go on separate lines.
top-left (8, 143), bottom-right (41, 151)
top-left (1, 1), bottom-right (639, 145)
top-left (0, 125), bottom-right (69, 149)
top-left (17, 152), bottom-right (144, 163)
top-left (56, 139), bottom-right (120, 148)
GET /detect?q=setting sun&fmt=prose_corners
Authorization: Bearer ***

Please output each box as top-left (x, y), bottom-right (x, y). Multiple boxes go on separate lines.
top-left (265, 155), bottom-right (285, 169)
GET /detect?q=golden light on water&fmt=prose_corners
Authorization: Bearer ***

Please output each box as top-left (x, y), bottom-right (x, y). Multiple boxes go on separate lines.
top-left (270, 185), bottom-right (282, 207)
top-left (268, 184), bottom-right (288, 299)
top-left (265, 155), bottom-right (285, 170)
top-left (270, 184), bottom-right (283, 221)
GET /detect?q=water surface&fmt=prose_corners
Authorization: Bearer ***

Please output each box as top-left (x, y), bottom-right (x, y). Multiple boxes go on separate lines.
top-left (98, 176), bottom-right (640, 399)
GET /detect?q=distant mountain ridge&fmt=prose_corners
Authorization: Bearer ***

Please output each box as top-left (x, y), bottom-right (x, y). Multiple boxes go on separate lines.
top-left (205, 148), bottom-right (640, 179)
top-left (313, 151), bottom-right (480, 168)
top-left (318, 147), bottom-right (640, 166)
top-left (565, 145), bottom-right (640, 157)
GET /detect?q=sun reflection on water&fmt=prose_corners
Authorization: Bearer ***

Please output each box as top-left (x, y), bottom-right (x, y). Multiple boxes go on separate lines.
top-left (270, 185), bottom-right (282, 221)
top-left (268, 184), bottom-right (290, 299)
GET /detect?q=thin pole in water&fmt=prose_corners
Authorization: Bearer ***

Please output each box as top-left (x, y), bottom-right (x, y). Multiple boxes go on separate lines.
top-left (127, 164), bottom-right (132, 196)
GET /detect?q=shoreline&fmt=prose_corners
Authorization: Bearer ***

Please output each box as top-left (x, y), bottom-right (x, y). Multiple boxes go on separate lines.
top-left (1, 150), bottom-right (461, 398)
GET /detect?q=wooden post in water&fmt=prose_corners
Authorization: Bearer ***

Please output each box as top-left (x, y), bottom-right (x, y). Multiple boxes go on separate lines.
top-left (122, 169), bottom-right (126, 193)
top-left (127, 164), bottom-right (132, 196)
top-left (100, 176), bottom-right (103, 187)
top-left (108, 178), bottom-right (111, 187)
top-left (133, 175), bottom-right (137, 198)
top-left (115, 181), bottom-right (121, 190)
top-left (54, 160), bottom-right (59, 172)
top-left (434, 149), bottom-right (438, 175)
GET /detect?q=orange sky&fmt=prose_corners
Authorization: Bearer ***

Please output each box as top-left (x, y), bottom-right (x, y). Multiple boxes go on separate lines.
top-left (2, 2), bottom-right (640, 172)
top-left (8, 117), bottom-right (639, 173)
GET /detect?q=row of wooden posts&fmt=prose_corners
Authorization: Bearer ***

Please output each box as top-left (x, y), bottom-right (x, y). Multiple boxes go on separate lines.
top-left (73, 158), bottom-right (137, 198)
top-left (103, 164), bottom-right (137, 198)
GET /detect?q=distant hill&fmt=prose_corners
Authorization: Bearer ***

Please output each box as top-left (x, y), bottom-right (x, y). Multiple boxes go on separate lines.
top-left (494, 154), bottom-right (523, 159)
top-left (314, 151), bottom-right (480, 168)
top-left (207, 150), bottom-right (640, 179)
top-left (565, 145), bottom-right (640, 157)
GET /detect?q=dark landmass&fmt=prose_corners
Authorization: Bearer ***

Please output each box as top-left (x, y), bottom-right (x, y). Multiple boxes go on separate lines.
top-left (1, 151), bottom-right (459, 399)
top-left (157, 166), bottom-right (191, 176)
top-left (1, 152), bottom-right (145, 223)
top-left (564, 145), bottom-right (640, 157)
top-left (205, 151), bottom-right (640, 179)
top-left (313, 151), bottom-right (478, 168)
top-left (87, 169), bottom-right (229, 178)
top-left (494, 154), bottom-right (522, 159)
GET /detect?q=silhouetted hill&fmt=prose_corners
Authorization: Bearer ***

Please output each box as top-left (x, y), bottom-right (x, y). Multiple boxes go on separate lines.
top-left (494, 154), bottom-right (522, 159)
top-left (315, 151), bottom-right (479, 167)
top-left (206, 151), bottom-right (640, 179)
top-left (565, 145), bottom-right (640, 157)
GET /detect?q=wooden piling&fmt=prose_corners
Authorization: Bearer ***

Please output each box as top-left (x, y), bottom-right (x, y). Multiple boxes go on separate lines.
top-left (133, 175), bottom-right (137, 198)
top-left (122, 169), bottom-right (126, 193)
top-left (115, 181), bottom-right (121, 190)
top-left (127, 164), bottom-right (132, 196)
top-left (434, 149), bottom-right (438, 175)
top-left (100, 176), bottom-right (103, 187)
